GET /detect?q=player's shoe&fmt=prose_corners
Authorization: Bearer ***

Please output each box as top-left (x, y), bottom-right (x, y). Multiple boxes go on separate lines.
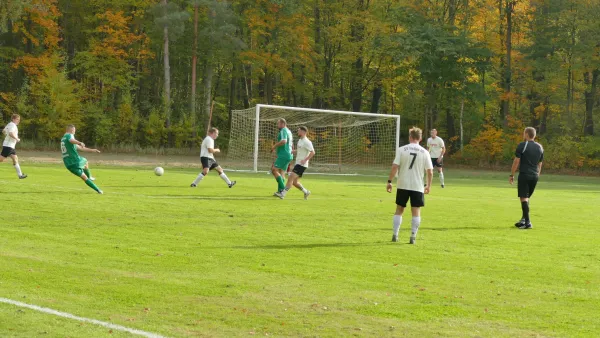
top-left (98, 190), bottom-right (104, 195)
top-left (190, 183), bottom-right (197, 188)
top-left (228, 181), bottom-right (237, 188)
top-left (274, 191), bottom-right (284, 199)
top-left (273, 191), bottom-right (280, 197)
top-left (89, 176), bottom-right (96, 181)
top-left (514, 219), bottom-right (526, 227)
top-left (409, 237), bottom-right (416, 244)
top-left (391, 235), bottom-right (398, 242)
top-left (518, 222), bottom-right (533, 229)
top-left (304, 190), bottom-right (311, 200)
top-left (19, 174), bottom-right (28, 179)
top-left (441, 184), bottom-right (444, 188)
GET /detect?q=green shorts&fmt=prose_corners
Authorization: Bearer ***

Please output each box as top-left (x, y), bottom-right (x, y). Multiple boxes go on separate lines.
top-left (274, 157), bottom-right (292, 171)
top-left (65, 157), bottom-right (88, 177)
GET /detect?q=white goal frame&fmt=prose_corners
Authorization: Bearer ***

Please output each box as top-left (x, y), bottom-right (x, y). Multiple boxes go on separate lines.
top-left (250, 104), bottom-right (401, 172)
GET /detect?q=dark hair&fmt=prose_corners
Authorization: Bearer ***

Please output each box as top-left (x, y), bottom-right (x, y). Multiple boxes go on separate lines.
top-left (524, 127), bottom-right (536, 139)
top-left (11, 114), bottom-right (20, 121)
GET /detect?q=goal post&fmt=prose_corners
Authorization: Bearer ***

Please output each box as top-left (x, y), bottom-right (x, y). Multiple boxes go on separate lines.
top-left (227, 104), bottom-right (401, 174)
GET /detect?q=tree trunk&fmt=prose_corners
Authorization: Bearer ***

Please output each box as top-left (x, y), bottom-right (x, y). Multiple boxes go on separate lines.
top-left (191, 3), bottom-right (199, 137)
top-left (204, 64), bottom-right (213, 131)
top-left (584, 69), bottom-right (599, 136)
top-left (162, 0), bottom-right (171, 129)
top-left (459, 98), bottom-right (464, 151)
top-left (500, 0), bottom-right (514, 128)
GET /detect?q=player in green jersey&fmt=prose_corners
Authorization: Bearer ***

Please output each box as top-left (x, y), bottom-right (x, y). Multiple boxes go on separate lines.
top-left (61, 125), bottom-right (103, 194)
top-left (270, 118), bottom-right (293, 195)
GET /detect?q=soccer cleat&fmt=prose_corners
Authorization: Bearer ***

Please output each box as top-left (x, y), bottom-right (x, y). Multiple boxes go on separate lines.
top-left (514, 219), bottom-right (526, 227)
top-left (392, 235), bottom-right (398, 242)
top-left (228, 181), bottom-right (237, 188)
top-left (190, 183), bottom-right (197, 188)
top-left (89, 177), bottom-right (96, 181)
top-left (441, 184), bottom-right (444, 188)
top-left (98, 190), bottom-right (104, 195)
top-left (19, 174), bottom-right (27, 179)
top-left (518, 222), bottom-right (533, 229)
top-left (409, 237), bottom-right (416, 244)
top-left (273, 191), bottom-right (280, 197)
top-left (304, 190), bottom-right (311, 200)
top-left (274, 191), bottom-right (284, 199)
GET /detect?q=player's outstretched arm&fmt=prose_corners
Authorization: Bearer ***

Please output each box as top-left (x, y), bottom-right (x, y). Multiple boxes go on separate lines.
top-left (76, 145), bottom-right (101, 153)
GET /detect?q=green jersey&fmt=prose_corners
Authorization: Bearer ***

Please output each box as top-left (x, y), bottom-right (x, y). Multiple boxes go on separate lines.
top-left (61, 133), bottom-right (80, 167)
top-left (277, 127), bottom-right (293, 160)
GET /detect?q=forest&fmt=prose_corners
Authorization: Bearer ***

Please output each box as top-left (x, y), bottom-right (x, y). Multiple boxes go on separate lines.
top-left (0, 0), bottom-right (599, 170)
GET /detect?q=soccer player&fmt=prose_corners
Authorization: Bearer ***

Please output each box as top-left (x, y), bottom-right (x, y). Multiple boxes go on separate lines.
top-left (0, 114), bottom-right (27, 179)
top-left (191, 128), bottom-right (236, 188)
top-left (387, 127), bottom-right (433, 244)
top-left (426, 128), bottom-right (445, 188)
top-left (61, 125), bottom-right (103, 194)
top-left (276, 126), bottom-right (314, 200)
top-left (510, 127), bottom-right (544, 229)
top-left (270, 118), bottom-right (293, 195)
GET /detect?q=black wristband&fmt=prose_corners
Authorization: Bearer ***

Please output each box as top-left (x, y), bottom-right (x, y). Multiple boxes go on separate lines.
top-left (387, 180), bottom-right (392, 184)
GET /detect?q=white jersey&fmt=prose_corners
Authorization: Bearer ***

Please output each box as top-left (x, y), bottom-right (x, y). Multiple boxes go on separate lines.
top-left (427, 137), bottom-right (445, 158)
top-left (393, 143), bottom-right (433, 193)
top-left (295, 137), bottom-right (315, 168)
top-left (3, 122), bottom-right (18, 148)
top-left (200, 136), bottom-right (215, 159)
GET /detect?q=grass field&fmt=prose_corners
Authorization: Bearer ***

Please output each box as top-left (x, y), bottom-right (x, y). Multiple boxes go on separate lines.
top-left (1, 162), bottom-right (599, 337)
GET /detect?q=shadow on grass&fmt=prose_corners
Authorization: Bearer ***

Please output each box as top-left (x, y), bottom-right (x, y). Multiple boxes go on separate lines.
top-left (152, 195), bottom-right (275, 200)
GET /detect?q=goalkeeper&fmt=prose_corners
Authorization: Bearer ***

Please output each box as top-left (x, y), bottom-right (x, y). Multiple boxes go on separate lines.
top-left (270, 118), bottom-right (293, 195)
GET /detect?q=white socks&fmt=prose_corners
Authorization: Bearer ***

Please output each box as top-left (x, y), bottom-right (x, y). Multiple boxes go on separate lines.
top-left (219, 173), bottom-right (231, 185)
top-left (411, 217), bottom-right (421, 238)
top-left (439, 172), bottom-right (445, 185)
top-left (393, 215), bottom-right (402, 236)
top-left (14, 164), bottom-right (22, 176)
top-left (193, 173), bottom-right (205, 185)
top-left (296, 184), bottom-right (308, 194)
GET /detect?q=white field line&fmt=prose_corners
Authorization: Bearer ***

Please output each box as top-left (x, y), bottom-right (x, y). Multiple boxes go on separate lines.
top-left (0, 298), bottom-right (167, 338)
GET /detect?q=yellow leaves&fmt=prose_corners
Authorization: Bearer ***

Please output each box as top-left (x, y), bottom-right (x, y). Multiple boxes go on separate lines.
top-left (92, 10), bottom-right (153, 63)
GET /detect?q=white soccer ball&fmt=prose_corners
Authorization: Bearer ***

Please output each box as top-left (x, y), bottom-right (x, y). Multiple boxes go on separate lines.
top-left (154, 167), bottom-right (164, 176)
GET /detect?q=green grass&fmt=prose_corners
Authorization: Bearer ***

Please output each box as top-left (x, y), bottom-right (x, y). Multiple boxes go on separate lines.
top-left (1, 163), bottom-right (599, 337)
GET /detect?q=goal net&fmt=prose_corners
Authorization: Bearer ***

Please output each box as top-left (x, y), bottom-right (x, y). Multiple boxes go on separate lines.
top-left (226, 105), bottom-right (400, 174)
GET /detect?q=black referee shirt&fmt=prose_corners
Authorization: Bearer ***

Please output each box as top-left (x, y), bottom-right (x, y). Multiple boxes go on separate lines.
top-left (515, 141), bottom-right (544, 176)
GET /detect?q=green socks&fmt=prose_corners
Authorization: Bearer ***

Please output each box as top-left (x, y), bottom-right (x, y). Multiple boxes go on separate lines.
top-left (276, 176), bottom-right (285, 191)
top-left (85, 179), bottom-right (100, 193)
top-left (83, 168), bottom-right (91, 177)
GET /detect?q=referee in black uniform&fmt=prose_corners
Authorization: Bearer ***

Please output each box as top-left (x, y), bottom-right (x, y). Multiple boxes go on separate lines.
top-left (509, 127), bottom-right (544, 229)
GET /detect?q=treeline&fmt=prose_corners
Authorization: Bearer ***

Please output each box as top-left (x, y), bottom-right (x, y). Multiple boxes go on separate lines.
top-left (0, 0), bottom-right (599, 169)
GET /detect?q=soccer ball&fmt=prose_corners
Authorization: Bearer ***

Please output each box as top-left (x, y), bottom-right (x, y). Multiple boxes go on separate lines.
top-left (154, 167), bottom-right (164, 176)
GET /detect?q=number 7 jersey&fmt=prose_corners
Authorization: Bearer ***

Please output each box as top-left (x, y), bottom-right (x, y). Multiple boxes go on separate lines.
top-left (393, 143), bottom-right (434, 193)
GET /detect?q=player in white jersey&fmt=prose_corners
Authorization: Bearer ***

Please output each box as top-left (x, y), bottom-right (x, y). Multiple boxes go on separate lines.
top-left (190, 128), bottom-right (236, 188)
top-left (0, 114), bottom-right (27, 179)
top-left (387, 127), bottom-right (433, 244)
top-left (426, 129), bottom-right (445, 187)
top-left (276, 126), bottom-right (314, 200)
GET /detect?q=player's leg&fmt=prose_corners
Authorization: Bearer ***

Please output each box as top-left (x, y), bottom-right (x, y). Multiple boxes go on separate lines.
top-left (272, 158), bottom-right (289, 193)
top-left (278, 172), bottom-right (297, 198)
top-left (10, 153), bottom-right (26, 179)
top-left (83, 163), bottom-right (94, 181)
top-left (516, 175), bottom-right (533, 229)
top-left (215, 165), bottom-right (236, 188)
top-left (292, 176), bottom-right (310, 199)
top-left (72, 164), bottom-right (102, 194)
top-left (393, 190), bottom-right (409, 242)
top-left (409, 192), bottom-right (425, 244)
top-left (192, 158), bottom-right (211, 187)
top-left (438, 165), bottom-right (444, 188)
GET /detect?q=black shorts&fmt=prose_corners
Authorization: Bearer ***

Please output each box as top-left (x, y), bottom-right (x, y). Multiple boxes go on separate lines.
top-left (1, 146), bottom-right (16, 158)
top-left (200, 157), bottom-right (219, 170)
top-left (292, 164), bottom-right (306, 177)
top-left (431, 158), bottom-right (443, 167)
top-left (396, 189), bottom-right (425, 208)
top-left (518, 174), bottom-right (538, 198)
